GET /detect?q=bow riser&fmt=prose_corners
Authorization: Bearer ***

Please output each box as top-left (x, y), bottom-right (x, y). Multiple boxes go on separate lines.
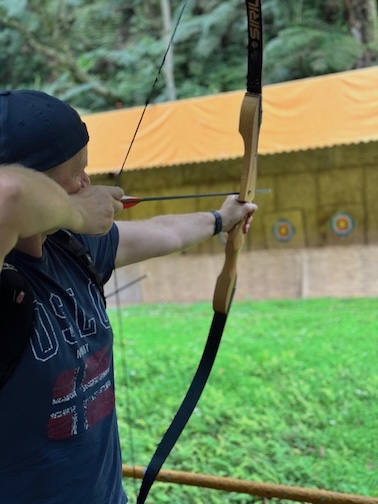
top-left (213, 91), bottom-right (262, 315)
top-left (238, 93), bottom-right (262, 203)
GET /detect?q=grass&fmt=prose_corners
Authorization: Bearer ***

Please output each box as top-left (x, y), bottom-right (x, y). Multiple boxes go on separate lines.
top-left (109, 298), bottom-right (378, 503)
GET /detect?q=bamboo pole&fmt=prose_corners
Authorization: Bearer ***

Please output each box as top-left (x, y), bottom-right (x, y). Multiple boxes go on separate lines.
top-left (122, 465), bottom-right (377, 504)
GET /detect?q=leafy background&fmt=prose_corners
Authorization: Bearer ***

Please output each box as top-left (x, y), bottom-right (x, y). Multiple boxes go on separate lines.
top-left (0, 0), bottom-right (377, 111)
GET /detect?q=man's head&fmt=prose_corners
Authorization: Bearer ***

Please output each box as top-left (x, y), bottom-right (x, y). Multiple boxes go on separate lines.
top-left (0, 89), bottom-right (89, 172)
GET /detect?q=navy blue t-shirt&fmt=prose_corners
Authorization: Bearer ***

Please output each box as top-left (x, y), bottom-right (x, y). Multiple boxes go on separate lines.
top-left (0, 225), bottom-right (128, 504)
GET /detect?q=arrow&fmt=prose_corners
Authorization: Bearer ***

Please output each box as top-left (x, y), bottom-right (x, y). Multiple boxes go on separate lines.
top-left (121, 189), bottom-right (270, 208)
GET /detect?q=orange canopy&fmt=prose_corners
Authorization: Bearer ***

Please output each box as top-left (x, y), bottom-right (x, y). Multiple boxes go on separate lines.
top-left (83, 66), bottom-right (378, 174)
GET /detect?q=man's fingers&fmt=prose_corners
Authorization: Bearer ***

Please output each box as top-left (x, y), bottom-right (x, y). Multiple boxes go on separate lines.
top-left (242, 211), bottom-right (254, 234)
top-left (108, 186), bottom-right (125, 201)
top-left (109, 186), bottom-right (125, 214)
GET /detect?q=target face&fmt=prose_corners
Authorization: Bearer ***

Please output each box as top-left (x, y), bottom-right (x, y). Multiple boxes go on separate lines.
top-left (272, 219), bottom-right (295, 242)
top-left (330, 212), bottom-right (354, 237)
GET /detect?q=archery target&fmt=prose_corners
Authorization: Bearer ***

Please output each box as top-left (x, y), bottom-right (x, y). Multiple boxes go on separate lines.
top-left (330, 212), bottom-right (354, 237)
top-left (272, 218), bottom-right (295, 242)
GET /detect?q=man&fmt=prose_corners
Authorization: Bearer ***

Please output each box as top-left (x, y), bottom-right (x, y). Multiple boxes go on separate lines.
top-left (0, 90), bottom-right (256, 503)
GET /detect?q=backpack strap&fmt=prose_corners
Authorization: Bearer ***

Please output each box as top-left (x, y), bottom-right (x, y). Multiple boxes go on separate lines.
top-left (49, 230), bottom-right (106, 306)
top-left (0, 263), bottom-right (34, 387)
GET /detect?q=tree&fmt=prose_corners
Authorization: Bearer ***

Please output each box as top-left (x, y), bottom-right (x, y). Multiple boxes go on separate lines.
top-left (344, 0), bottom-right (378, 66)
top-left (160, 0), bottom-right (177, 101)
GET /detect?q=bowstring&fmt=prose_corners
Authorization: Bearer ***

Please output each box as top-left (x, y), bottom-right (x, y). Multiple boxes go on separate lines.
top-left (111, 1), bottom-right (189, 499)
top-left (116, 0), bottom-right (188, 183)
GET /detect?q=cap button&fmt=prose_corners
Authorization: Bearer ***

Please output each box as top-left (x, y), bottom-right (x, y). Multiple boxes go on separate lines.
top-left (0, 90), bottom-right (11, 95)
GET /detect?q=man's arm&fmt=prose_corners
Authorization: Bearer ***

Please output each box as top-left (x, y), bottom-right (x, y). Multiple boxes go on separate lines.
top-left (0, 164), bottom-right (123, 267)
top-left (115, 196), bottom-right (257, 267)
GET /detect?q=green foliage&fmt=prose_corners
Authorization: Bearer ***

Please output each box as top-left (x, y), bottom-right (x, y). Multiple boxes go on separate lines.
top-left (171, 0), bottom-right (247, 96)
top-left (0, 0), bottom-right (376, 111)
top-left (264, 26), bottom-right (363, 82)
top-left (262, 0), bottom-right (365, 83)
top-left (110, 298), bottom-right (378, 503)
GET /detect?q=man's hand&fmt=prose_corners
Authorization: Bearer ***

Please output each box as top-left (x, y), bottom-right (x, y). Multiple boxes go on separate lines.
top-left (69, 185), bottom-right (124, 236)
top-left (217, 195), bottom-right (257, 234)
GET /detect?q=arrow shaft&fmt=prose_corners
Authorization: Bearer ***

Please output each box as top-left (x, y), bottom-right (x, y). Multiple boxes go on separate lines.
top-left (121, 189), bottom-right (270, 208)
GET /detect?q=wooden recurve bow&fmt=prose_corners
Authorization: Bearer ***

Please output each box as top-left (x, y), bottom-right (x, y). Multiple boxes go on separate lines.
top-left (135, 2), bottom-right (263, 502)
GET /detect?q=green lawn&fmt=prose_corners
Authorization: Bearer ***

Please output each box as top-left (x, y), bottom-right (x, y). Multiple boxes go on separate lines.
top-left (109, 298), bottom-right (378, 503)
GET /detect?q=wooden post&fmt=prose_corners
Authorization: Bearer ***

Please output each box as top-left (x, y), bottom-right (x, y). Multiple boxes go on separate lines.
top-left (123, 465), bottom-right (378, 504)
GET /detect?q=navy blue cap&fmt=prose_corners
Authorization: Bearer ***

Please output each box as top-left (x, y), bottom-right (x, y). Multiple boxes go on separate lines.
top-left (0, 89), bottom-right (89, 171)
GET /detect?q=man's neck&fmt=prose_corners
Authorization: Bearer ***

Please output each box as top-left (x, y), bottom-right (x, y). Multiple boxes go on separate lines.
top-left (15, 235), bottom-right (46, 257)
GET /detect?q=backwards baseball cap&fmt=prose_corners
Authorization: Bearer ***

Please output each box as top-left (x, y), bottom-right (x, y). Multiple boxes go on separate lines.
top-left (0, 89), bottom-right (89, 172)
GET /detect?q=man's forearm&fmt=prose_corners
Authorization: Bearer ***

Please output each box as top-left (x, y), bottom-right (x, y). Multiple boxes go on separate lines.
top-left (0, 165), bottom-right (83, 256)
